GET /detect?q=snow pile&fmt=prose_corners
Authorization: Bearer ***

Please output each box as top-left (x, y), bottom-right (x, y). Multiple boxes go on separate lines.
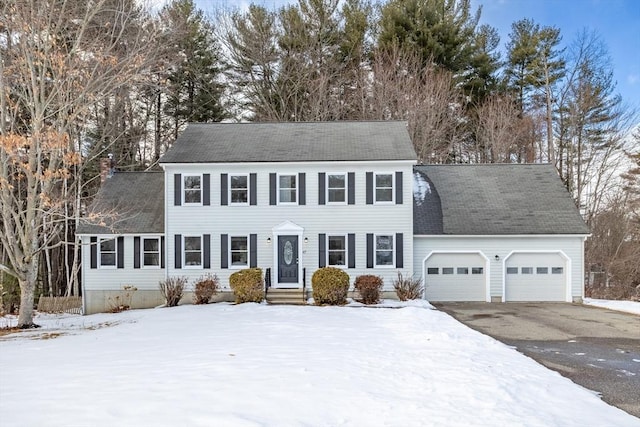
top-left (413, 171), bottom-right (431, 205)
top-left (583, 298), bottom-right (640, 315)
top-left (1, 304), bottom-right (638, 427)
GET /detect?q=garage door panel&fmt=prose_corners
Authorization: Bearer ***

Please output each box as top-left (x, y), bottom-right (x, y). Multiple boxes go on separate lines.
top-left (425, 253), bottom-right (486, 302)
top-left (505, 253), bottom-right (566, 301)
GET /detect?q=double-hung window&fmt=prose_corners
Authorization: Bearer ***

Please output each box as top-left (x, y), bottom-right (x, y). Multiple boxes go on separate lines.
top-left (230, 174), bottom-right (248, 205)
top-left (143, 238), bottom-right (161, 267)
top-left (183, 174), bottom-right (202, 205)
top-left (183, 236), bottom-right (202, 267)
top-left (375, 173), bottom-right (393, 203)
top-left (327, 235), bottom-right (347, 266)
top-left (278, 174), bottom-right (297, 204)
top-left (99, 238), bottom-right (117, 268)
top-left (230, 236), bottom-right (249, 268)
top-left (375, 234), bottom-right (394, 267)
top-left (327, 174), bottom-right (346, 203)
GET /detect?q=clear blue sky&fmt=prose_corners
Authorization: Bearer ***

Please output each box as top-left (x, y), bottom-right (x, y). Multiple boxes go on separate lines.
top-left (195, 0), bottom-right (640, 109)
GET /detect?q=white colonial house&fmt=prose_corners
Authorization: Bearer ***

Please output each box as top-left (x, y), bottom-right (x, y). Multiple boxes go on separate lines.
top-left (77, 121), bottom-right (589, 314)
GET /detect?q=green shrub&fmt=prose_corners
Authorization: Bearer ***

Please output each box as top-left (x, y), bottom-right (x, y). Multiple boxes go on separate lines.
top-left (229, 268), bottom-right (263, 303)
top-left (193, 274), bottom-right (220, 304)
top-left (159, 276), bottom-right (187, 307)
top-left (354, 275), bottom-right (384, 305)
top-left (393, 272), bottom-right (423, 301)
top-left (312, 267), bottom-right (350, 305)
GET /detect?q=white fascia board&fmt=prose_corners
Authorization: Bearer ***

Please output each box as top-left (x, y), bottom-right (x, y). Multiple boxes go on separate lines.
top-left (160, 159), bottom-right (417, 169)
top-left (413, 234), bottom-right (590, 238)
top-left (76, 233), bottom-right (164, 238)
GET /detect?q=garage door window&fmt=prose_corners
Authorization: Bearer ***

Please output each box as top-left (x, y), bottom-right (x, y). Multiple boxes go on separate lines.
top-left (457, 267), bottom-right (468, 274)
top-left (506, 267), bottom-right (518, 274)
top-left (427, 267), bottom-right (439, 274)
top-left (472, 267), bottom-right (483, 274)
top-left (552, 267), bottom-right (564, 274)
top-left (521, 267), bottom-right (533, 274)
top-left (536, 267), bottom-right (549, 274)
top-left (442, 267), bottom-right (454, 274)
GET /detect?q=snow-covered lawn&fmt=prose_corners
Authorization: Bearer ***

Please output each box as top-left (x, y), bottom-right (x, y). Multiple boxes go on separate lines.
top-left (583, 298), bottom-right (640, 315)
top-left (1, 302), bottom-right (638, 427)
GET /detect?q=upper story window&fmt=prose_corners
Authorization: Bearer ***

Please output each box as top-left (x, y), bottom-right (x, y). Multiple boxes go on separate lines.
top-left (327, 174), bottom-right (346, 203)
top-left (230, 235), bottom-right (249, 268)
top-left (143, 237), bottom-right (161, 267)
top-left (230, 174), bottom-right (249, 205)
top-left (183, 236), bottom-right (202, 268)
top-left (375, 234), bottom-right (394, 267)
top-left (327, 235), bottom-right (346, 266)
top-left (375, 173), bottom-right (394, 203)
top-left (99, 238), bottom-right (117, 268)
top-left (183, 174), bottom-right (202, 205)
top-left (279, 174), bottom-right (297, 204)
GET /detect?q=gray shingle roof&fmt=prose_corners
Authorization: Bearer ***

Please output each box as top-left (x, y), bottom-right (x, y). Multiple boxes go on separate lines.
top-left (413, 164), bottom-right (589, 235)
top-left (77, 172), bottom-right (164, 234)
top-left (159, 121), bottom-right (417, 163)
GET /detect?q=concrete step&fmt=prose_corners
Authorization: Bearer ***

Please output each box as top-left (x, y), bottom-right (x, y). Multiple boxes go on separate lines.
top-left (266, 288), bottom-right (306, 305)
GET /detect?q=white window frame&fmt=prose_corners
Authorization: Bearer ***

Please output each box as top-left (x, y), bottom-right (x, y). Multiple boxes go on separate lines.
top-left (326, 234), bottom-right (347, 267)
top-left (183, 174), bottom-right (203, 206)
top-left (327, 173), bottom-right (347, 204)
top-left (229, 173), bottom-right (249, 206)
top-left (98, 237), bottom-right (117, 269)
top-left (374, 234), bottom-right (394, 268)
top-left (229, 235), bottom-right (249, 269)
top-left (183, 235), bottom-right (203, 269)
top-left (374, 172), bottom-right (394, 204)
top-left (278, 173), bottom-right (298, 205)
top-left (142, 237), bottom-right (161, 269)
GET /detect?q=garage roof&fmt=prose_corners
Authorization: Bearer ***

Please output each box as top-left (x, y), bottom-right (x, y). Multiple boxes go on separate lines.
top-left (413, 164), bottom-right (589, 235)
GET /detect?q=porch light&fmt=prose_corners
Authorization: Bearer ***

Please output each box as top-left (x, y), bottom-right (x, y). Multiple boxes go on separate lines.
top-left (267, 237), bottom-right (272, 244)
top-left (304, 237), bottom-right (309, 244)
top-left (494, 255), bottom-right (500, 261)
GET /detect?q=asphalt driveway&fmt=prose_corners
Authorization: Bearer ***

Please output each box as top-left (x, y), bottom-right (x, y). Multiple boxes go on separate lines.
top-left (434, 302), bottom-right (640, 419)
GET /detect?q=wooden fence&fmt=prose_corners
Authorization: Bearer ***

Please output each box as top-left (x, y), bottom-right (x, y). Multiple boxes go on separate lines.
top-left (37, 296), bottom-right (82, 314)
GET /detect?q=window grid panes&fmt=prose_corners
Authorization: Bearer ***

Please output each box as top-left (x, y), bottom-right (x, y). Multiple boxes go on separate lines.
top-left (327, 235), bottom-right (346, 266)
top-left (230, 236), bottom-right (248, 267)
top-left (375, 235), bottom-right (394, 266)
top-left (184, 236), bottom-right (202, 267)
top-left (375, 173), bottom-right (393, 202)
top-left (230, 175), bottom-right (248, 204)
top-left (143, 238), bottom-right (160, 267)
top-left (327, 174), bottom-right (346, 203)
top-left (100, 239), bottom-right (116, 267)
top-left (279, 175), bottom-right (297, 203)
top-left (183, 175), bottom-right (202, 204)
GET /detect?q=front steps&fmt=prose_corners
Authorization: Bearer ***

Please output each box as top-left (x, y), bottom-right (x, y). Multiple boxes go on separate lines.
top-left (266, 288), bottom-right (306, 305)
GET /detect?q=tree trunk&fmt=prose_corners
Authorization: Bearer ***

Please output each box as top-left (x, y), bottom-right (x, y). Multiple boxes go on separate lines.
top-left (17, 260), bottom-right (39, 328)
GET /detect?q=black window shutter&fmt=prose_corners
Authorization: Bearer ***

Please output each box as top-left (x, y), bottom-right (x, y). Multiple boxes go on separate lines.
top-left (366, 172), bottom-right (373, 205)
top-left (366, 233), bottom-right (374, 268)
top-left (318, 233), bottom-right (326, 268)
top-left (174, 174), bottom-right (182, 206)
top-left (220, 173), bottom-right (228, 206)
top-left (175, 234), bottom-right (182, 269)
top-left (203, 234), bottom-right (211, 269)
top-left (299, 173), bottom-right (306, 205)
top-left (90, 237), bottom-right (97, 269)
top-left (221, 234), bottom-right (228, 269)
top-left (117, 236), bottom-right (125, 269)
top-left (250, 234), bottom-right (257, 268)
top-left (347, 172), bottom-right (355, 205)
top-left (161, 236), bottom-right (165, 269)
top-left (203, 174), bottom-right (210, 206)
top-left (134, 237), bottom-right (141, 269)
top-left (348, 233), bottom-right (356, 268)
top-left (250, 173), bottom-right (257, 205)
top-left (395, 171), bottom-right (403, 205)
top-left (318, 172), bottom-right (326, 205)
top-left (269, 173), bottom-right (276, 205)
top-left (396, 233), bottom-right (404, 268)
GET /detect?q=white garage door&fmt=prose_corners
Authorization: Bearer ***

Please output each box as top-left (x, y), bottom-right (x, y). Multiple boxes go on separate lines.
top-left (424, 253), bottom-right (487, 301)
top-left (505, 253), bottom-right (567, 301)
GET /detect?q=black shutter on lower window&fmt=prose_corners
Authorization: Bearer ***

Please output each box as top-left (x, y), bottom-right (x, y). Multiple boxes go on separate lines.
top-left (396, 233), bottom-right (403, 268)
top-left (175, 234), bottom-right (182, 269)
top-left (299, 173), bottom-right (306, 205)
top-left (221, 234), bottom-right (228, 268)
top-left (366, 233), bottom-right (374, 268)
top-left (395, 171), bottom-right (403, 205)
top-left (117, 236), bottom-right (124, 269)
top-left (348, 234), bottom-right (356, 268)
top-left (203, 174), bottom-right (210, 206)
top-left (250, 173), bottom-right (257, 205)
top-left (134, 237), bottom-right (141, 269)
top-left (203, 234), bottom-right (211, 269)
top-left (161, 236), bottom-right (165, 269)
top-left (366, 172), bottom-right (373, 205)
top-left (318, 234), bottom-right (326, 268)
top-left (318, 173), bottom-right (326, 205)
top-left (220, 173), bottom-right (228, 206)
top-left (174, 174), bottom-right (182, 206)
top-left (269, 173), bottom-right (276, 205)
top-left (90, 237), bottom-right (97, 269)
top-left (347, 172), bottom-right (355, 205)
top-left (250, 234), bottom-right (257, 268)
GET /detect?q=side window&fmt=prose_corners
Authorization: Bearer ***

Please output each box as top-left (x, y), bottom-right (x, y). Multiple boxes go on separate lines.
top-left (521, 267), bottom-right (533, 274)
top-left (442, 267), bottom-right (454, 274)
top-left (471, 267), bottom-right (484, 274)
top-left (327, 235), bottom-right (346, 266)
top-left (374, 173), bottom-right (393, 203)
top-left (230, 174), bottom-right (249, 205)
top-left (457, 267), bottom-right (468, 274)
top-left (536, 267), bottom-right (549, 274)
top-left (327, 174), bottom-right (346, 203)
top-left (278, 174), bottom-right (297, 204)
top-left (427, 267), bottom-right (439, 274)
top-left (374, 234), bottom-right (394, 267)
top-left (230, 236), bottom-right (249, 268)
top-left (183, 236), bottom-right (202, 267)
top-left (143, 238), bottom-right (161, 267)
top-left (183, 174), bottom-right (202, 205)
top-left (506, 267), bottom-right (518, 274)
top-left (551, 267), bottom-right (564, 274)
top-left (99, 238), bottom-right (117, 268)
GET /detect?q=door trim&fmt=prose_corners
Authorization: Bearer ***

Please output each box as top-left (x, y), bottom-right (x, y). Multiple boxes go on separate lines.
top-left (272, 221), bottom-right (304, 288)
